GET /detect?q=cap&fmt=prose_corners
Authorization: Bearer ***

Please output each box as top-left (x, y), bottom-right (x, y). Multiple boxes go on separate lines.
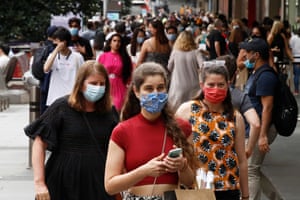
top-left (239, 38), bottom-right (269, 55)
top-left (46, 25), bottom-right (58, 37)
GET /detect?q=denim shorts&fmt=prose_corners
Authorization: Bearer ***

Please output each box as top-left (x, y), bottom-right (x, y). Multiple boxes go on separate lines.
top-left (123, 192), bottom-right (162, 200)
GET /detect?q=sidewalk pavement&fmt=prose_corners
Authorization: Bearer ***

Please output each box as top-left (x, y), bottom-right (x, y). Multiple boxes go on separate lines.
top-left (0, 104), bottom-right (34, 200)
top-left (0, 103), bottom-right (299, 200)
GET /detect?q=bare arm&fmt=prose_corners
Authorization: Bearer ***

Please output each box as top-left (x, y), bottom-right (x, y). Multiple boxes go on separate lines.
top-left (243, 108), bottom-right (261, 158)
top-left (32, 136), bottom-right (49, 195)
top-left (43, 42), bottom-right (64, 73)
top-left (234, 112), bottom-right (249, 199)
top-left (281, 33), bottom-right (294, 61)
top-left (136, 39), bottom-right (149, 67)
top-left (214, 41), bottom-right (221, 57)
top-left (237, 49), bottom-right (247, 70)
top-left (104, 141), bottom-right (166, 195)
top-left (258, 95), bottom-right (274, 153)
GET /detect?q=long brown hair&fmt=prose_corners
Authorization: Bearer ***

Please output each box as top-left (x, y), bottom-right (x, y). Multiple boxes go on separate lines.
top-left (150, 19), bottom-right (171, 53)
top-left (122, 62), bottom-right (197, 169)
top-left (68, 60), bottom-right (112, 113)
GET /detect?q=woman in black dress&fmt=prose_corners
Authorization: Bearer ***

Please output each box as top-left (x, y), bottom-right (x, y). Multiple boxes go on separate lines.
top-left (24, 60), bottom-right (119, 200)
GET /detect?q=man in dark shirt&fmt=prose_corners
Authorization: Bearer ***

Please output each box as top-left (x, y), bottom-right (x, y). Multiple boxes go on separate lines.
top-left (241, 38), bottom-right (283, 200)
top-left (207, 18), bottom-right (227, 59)
top-left (68, 17), bottom-right (94, 60)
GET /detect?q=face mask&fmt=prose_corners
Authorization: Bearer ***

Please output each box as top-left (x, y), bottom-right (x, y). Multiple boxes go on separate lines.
top-left (83, 84), bottom-right (105, 102)
top-left (69, 27), bottom-right (79, 36)
top-left (166, 33), bottom-right (177, 41)
top-left (244, 59), bottom-right (255, 69)
top-left (203, 87), bottom-right (227, 104)
top-left (137, 37), bottom-right (144, 44)
top-left (140, 92), bottom-right (168, 113)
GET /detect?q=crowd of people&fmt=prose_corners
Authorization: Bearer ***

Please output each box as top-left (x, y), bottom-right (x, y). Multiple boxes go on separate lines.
top-left (21, 6), bottom-right (300, 200)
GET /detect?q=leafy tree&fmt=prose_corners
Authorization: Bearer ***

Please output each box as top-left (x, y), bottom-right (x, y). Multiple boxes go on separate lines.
top-left (0, 0), bottom-right (131, 43)
top-left (0, 0), bottom-right (101, 42)
top-left (120, 0), bottom-right (131, 16)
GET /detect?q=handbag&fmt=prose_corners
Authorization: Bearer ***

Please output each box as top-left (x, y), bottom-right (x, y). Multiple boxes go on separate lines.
top-left (163, 189), bottom-right (216, 200)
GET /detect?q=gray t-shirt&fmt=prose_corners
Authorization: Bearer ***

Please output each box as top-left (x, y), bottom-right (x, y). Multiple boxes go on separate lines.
top-left (231, 87), bottom-right (253, 114)
top-left (230, 86), bottom-right (253, 138)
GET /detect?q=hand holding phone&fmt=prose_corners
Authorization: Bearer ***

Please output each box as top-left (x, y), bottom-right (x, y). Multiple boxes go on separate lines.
top-left (168, 148), bottom-right (182, 158)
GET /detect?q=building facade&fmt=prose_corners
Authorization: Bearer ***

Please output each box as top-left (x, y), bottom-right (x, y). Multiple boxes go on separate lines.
top-left (198, 0), bottom-right (299, 26)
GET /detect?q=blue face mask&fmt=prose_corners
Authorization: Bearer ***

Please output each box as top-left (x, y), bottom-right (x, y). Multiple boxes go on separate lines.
top-left (69, 27), bottom-right (79, 36)
top-left (140, 92), bottom-right (168, 113)
top-left (137, 37), bottom-right (145, 44)
top-left (166, 33), bottom-right (177, 41)
top-left (244, 59), bottom-right (255, 69)
top-left (83, 84), bottom-right (105, 102)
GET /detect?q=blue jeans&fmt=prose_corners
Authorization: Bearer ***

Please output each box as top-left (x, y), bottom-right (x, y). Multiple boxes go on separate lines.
top-left (293, 64), bottom-right (300, 92)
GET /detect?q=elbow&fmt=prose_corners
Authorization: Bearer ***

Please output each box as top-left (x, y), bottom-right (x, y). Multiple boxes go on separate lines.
top-left (43, 67), bottom-right (49, 73)
top-left (104, 183), bottom-right (113, 195)
top-left (105, 180), bottom-right (117, 196)
top-left (251, 121), bottom-right (261, 131)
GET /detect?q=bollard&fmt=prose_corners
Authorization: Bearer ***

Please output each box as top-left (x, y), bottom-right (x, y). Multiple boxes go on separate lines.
top-left (28, 86), bottom-right (40, 168)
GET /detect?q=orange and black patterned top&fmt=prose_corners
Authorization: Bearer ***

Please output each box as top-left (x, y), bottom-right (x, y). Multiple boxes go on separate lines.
top-left (189, 100), bottom-right (240, 191)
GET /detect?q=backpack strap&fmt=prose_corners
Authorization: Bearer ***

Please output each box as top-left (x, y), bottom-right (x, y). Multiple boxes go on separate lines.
top-left (249, 65), bottom-right (277, 96)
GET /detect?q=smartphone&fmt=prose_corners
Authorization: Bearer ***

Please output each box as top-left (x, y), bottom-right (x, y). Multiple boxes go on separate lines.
top-left (168, 148), bottom-right (182, 158)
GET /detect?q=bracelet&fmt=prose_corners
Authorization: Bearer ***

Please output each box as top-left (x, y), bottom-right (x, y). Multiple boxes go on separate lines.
top-left (241, 195), bottom-right (249, 200)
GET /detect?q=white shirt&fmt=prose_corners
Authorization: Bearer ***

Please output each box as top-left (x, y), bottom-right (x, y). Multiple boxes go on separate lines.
top-left (0, 54), bottom-right (9, 73)
top-left (46, 50), bottom-right (84, 106)
top-left (289, 33), bottom-right (300, 63)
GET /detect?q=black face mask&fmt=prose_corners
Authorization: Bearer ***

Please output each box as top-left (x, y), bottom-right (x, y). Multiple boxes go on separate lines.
top-left (251, 35), bottom-right (262, 39)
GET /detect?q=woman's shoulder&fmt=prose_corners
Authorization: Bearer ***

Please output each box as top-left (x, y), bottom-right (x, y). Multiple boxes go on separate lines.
top-left (175, 100), bottom-right (194, 121)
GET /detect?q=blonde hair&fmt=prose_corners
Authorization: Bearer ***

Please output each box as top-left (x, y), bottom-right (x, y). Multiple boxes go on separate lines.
top-left (270, 21), bottom-right (283, 35)
top-left (173, 30), bottom-right (197, 51)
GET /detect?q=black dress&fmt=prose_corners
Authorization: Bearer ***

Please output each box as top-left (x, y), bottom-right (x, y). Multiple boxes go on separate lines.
top-left (24, 97), bottom-right (119, 200)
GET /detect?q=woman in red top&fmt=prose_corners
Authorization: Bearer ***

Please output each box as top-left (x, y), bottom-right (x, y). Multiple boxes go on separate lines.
top-left (105, 62), bottom-right (196, 199)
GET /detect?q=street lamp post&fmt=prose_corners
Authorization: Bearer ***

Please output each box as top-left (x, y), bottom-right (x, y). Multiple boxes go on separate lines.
top-left (103, 0), bottom-right (108, 19)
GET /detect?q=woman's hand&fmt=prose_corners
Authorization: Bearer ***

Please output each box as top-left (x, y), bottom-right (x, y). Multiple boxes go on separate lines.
top-left (35, 182), bottom-right (50, 200)
top-left (163, 154), bottom-right (187, 173)
top-left (142, 153), bottom-right (167, 177)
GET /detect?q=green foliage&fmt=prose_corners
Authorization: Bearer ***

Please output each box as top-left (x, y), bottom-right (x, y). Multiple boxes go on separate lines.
top-left (0, 0), bottom-right (132, 43)
top-left (120, 0), bottom-right (132, 16)
top-left (0, 0), bottom-right (101, 42)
